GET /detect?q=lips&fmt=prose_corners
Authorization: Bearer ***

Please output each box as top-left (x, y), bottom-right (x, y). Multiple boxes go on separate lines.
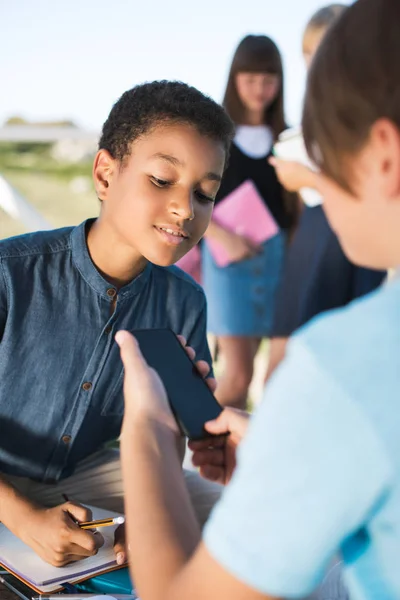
top-left (155, 225), bottom-right (189, 239)
top-left (154, 225), bottom-right (190, 246)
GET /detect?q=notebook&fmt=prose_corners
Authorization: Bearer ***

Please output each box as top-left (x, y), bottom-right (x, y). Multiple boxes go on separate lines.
top-left (206, 179), bottom-right (279, 267)
top-left (0, 506), bottom-right (126, 594)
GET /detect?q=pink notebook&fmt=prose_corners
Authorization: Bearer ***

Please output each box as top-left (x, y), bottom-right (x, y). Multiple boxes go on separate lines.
top-left (206, 179), bottom-right (279, 267)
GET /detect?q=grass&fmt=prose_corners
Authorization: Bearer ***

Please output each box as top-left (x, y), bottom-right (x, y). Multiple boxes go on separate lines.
top-left (0, 170), bottom-right (99, 239)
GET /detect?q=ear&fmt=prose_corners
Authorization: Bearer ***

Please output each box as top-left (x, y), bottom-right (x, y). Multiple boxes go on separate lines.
top-left (93, 149), bottom-right (116, 201)
top-left (370, 118), bottom-right (400, 198)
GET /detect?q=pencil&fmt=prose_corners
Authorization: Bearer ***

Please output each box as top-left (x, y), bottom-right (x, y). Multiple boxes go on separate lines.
top-left (79, 516), bottom-right (125, 529)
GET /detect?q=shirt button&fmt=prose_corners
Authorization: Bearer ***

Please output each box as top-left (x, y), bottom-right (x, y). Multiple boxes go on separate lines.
top-left (62, 435), bottom-right (72, 444)
top-left (82, 381), bottom-right (92, 391)
top-left (105, 326), bottom-right (112, 335)
top-left (107, 288), bottom-right (116, 298)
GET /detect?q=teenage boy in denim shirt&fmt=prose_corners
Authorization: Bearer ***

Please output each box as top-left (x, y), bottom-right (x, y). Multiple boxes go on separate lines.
top-left (0, 81), bottom-right (234, 567)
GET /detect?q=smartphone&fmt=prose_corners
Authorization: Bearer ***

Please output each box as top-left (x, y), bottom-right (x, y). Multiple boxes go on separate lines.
top-left (131, 328), bottom-right (223, 440)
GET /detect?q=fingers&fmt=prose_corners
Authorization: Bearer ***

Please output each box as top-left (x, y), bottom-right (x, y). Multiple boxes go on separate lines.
top-left (188, 435), bottom-right (226, 451)
top-left (195, 359), bottom-right (210, 378)
top-left (192, 447), bottom-right (225, 468)
top-left (70, 526), bottom-right (104, 555)
top-left (205, 376), bottom-right (217, 393)
top-left (199, 464), bottom-right (225, 485)
top-left (64, 502), bottom-right (92, 523)
top-left (176, 335), bottom-right (215, 390)
top-left (113, 524), bottom-right (127, 565)
top-left (204, 407), bottom-right (249, 438)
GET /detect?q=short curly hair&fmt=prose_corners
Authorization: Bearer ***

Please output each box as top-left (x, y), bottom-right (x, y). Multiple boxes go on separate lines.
top-left (99, 80), bottom-right (234, 165)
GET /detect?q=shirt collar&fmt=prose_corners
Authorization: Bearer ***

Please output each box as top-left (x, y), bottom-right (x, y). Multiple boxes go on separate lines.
top-left (70, 219), bottom-right (152, 300)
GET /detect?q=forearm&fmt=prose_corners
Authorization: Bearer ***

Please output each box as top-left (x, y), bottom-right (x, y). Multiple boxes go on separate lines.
top-left (0, 474), bottom-right (37, 536)
top-left (204, 220), bottom-right (230, 243)
top-left (120, 420), bottom-right (201, 600)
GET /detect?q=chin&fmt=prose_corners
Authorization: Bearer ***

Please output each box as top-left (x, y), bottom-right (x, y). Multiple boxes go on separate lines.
top-left (342, 243), bottom-right (383, 271)
top-left (144, 250), bottom-right (181, 267)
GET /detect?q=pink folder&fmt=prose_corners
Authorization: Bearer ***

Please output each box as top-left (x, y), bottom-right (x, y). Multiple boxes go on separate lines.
top-left (206, 179), bottom-right (279, 267)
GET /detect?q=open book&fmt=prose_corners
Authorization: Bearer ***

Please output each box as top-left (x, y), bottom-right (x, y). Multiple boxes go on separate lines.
top-left (0, 506), bottom-right (126, 594)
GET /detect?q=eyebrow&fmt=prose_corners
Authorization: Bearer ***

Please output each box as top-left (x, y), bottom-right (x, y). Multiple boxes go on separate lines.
top-left (150, 152), bottom-right (222, 182)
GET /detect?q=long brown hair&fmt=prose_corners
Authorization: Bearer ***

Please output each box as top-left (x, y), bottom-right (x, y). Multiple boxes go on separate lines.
top-left (223, 35), bottom-right (286, 140)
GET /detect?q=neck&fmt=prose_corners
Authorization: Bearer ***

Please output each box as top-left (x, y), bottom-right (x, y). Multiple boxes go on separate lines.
top-left (243, 110), bottom-right (265, 126)
top-left (87, 218), bottom-right (148, 289)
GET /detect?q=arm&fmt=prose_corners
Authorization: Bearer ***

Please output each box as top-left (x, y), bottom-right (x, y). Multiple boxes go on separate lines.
top-left (118, 332), bottom-right (391, 600)
top-left (204, 221), bottom-right (261, 261)
top-left (0, 263), bottom-right (101, 566)
top-left (118, 333), bottom-right (272, 600)
top-left (0, 473), bottom-right (102, 566)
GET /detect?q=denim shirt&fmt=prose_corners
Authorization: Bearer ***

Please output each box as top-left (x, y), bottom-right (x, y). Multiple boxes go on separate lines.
top-left (0, 219), bottom-right (211, 483)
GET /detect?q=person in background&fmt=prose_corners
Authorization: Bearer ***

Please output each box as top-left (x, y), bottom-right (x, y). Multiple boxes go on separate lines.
top-left (0, 81), bottom-right (234, 567)
top-left (202, 35), bottom-right (298, 409)
top-left (117, 1), bottom-right (400, 598)
top-left (265, 4), bottom-right (386, 381)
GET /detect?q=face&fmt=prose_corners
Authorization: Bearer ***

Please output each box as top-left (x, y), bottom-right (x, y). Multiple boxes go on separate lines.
top-left (302, 28), bottom-right (326, 69)
top-left (318, 119), bottom-right (400, 270)
top-left (235, 72), bottom-right (280, 115)
top-left (93, 123), bottom-right (225, 266)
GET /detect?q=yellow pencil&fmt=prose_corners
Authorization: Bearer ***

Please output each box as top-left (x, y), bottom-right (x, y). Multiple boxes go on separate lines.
top-left (79, 516), bottom-right (125, 529)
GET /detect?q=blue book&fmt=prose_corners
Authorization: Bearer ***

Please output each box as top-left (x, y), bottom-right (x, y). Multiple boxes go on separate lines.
top-left (76, 567), bottom-right (134, 595)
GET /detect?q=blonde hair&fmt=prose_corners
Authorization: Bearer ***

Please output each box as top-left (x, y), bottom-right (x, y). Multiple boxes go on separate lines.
top-left (303, 4), bottom-right (347, 52)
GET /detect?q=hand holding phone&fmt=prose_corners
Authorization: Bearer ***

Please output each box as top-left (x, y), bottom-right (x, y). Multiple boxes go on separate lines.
top-left (127, 329), bottom-right (223, 440)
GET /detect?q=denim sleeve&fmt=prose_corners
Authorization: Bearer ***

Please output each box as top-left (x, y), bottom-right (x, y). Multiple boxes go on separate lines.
top-left (0, 260), bottom-right (7, 340)
top-left (203, 338), bottom-right (392, 598)
top-left (186, 293), bottom-right (213, 377)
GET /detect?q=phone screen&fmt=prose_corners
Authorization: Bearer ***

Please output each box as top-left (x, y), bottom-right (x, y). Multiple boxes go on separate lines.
top-left (131, 328), bottom-right (222, 440)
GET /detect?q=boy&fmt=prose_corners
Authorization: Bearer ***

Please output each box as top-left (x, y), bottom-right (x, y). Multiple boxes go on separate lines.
top-left (0, 80), bottom-right (234, 566)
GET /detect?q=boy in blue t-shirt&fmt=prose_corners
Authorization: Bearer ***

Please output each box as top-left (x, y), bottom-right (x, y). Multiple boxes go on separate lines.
top-left (0, 81), bottom-right (234, 567)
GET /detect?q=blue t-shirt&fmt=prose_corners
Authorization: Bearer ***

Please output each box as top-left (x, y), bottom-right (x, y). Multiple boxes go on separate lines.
top-left (0, 219), bottom-right (211, 482)
top-left (204, 278), bottom-right (400, 599)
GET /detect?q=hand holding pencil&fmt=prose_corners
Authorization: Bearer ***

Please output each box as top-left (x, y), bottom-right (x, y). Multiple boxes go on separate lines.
top-left (63, 494), bottom-right (127, 565)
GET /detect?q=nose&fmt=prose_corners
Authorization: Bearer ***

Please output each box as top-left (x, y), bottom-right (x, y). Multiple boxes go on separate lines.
top-left (168, 191), bottom-right (195, 221)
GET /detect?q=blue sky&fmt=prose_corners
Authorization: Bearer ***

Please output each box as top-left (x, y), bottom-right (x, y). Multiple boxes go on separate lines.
top-left (1, 0), bottom-right (350, 132)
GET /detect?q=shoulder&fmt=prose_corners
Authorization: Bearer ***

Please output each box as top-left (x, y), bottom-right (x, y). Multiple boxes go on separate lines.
top-left (0, 226), bottom-right (73, 260)
top-left (151, 264), bottom-right (206, 304)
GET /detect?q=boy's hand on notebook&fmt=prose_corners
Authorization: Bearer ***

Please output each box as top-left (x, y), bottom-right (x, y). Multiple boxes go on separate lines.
top-left (21, 502), bottom-right (104, 567)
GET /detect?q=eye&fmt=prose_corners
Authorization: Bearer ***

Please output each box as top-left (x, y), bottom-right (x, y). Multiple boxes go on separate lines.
top-left (150, 176), bottom-right (171, 187)
top-left (195, 190), bottom-right (215, 204)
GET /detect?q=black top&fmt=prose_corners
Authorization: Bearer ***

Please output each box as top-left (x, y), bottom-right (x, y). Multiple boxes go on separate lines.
top-left (215, 142), bottom-right (292, 230)
top-left (270, 205), bottom-right (386, 336)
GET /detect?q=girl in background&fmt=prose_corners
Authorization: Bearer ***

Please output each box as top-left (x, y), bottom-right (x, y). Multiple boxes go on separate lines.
top-left (202, 35), bottom-right (298, 409)
top-left (265, 4), bottom-right (386, 380)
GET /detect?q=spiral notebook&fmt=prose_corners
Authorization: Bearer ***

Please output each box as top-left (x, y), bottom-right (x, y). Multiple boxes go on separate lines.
top-left (206, 179), bottom-right (279, 267)
top-left (0, 506), bottom-right (126, 594)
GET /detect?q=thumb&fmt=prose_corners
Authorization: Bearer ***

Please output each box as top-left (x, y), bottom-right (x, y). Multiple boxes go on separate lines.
top-left (205, 408), bottom-right (248, 438)
top-left (115, 330), bottom-right (149, 384)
